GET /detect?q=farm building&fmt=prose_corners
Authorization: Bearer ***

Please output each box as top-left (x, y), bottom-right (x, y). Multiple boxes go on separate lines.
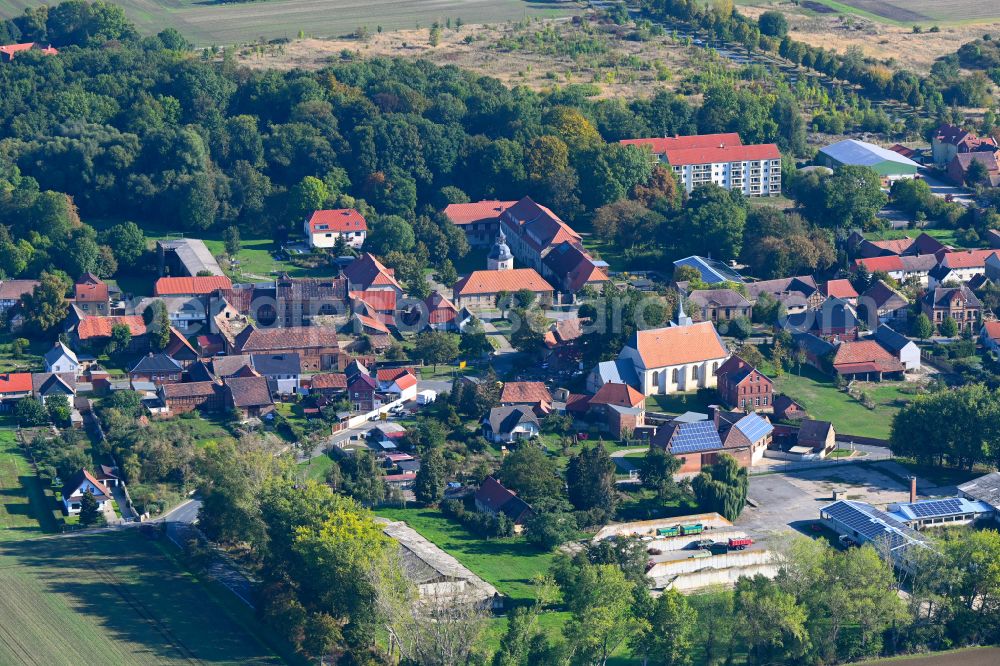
top-left (886, 497), bottom-right (993, 529)
top-left (820, 500), bottom-right (928, 570)
top-left (816, 139), bottom-right (919, 184)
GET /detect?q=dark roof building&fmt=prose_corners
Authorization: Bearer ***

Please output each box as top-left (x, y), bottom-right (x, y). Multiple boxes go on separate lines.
top-left (473, 476), bottom-right (535, 526)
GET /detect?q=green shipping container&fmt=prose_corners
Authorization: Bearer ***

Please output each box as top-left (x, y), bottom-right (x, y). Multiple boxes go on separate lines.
top-left (657, 526), bottom-right (680, 537)
top-left (680, 524), bottom-right (704, 536)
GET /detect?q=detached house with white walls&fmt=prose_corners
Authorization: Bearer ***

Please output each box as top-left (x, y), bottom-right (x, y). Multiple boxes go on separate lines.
top-left (305, 209), bottom-right (367, 249)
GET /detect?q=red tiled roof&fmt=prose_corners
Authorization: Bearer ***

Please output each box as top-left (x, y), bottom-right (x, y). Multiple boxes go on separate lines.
top-left (853, 256), bottom-right (904, 273)
top-left (889, 144), bottom-right (917, 158)
top-left (0, 279), bottom-right (39, 301)
top-left (162, 381), bottom-right (221, 399)
top-left (832, 340), bottom-right (903, 374)
top-left (940, 249), bottom-right (997, 270)
top-left (74, 274), bottom-right (108, 303)
top-left (632, 322), bottom-right (728, 368)
top-left (500, 197), bottom-right (580, 255)
top-left (355, 312), bottom-right (390, 334)
top-left (589, 382), bottom-right (645, 409)
top-left (866, 238), bottom-right (913, 255)
top-left (500, 381), bottom-right (552, 405)
top-left (76, 315), bottom-right (146, 340)
top-left (234, 326), bottom-right (341, 353)
top-left (342, 253), bottom-right (402, 292)
top-left (306, 209), bottom-right (367, 234)
top-left (820, 279), bottom-right (858, 299)
top-left (311, 373), bottom-right (347, 389)
top-left (474, 476), bottom-right (519, 513)
top-left (425, 291), bottom-right (458, 324)
top-left (154, 275), bottom-right (232, 296)
top-left (376, 367), bottom-right (415, 382)
top-left (0, 43), bottom-right (57, 60)
top-left (620, 133), bottom-right (743, 154)
top-left (350, 290), bottom-right (396, 313)
top-left (660, 143), bottom-right (781, 166)
top-left (443, 200), bottom-right (517, 225)
top-left (0, 373), bottom-right (32, 394)
top-left (393, 373), bottom-right (417, 390)
top-left (982, 321), bottom-right (1000, 342)
top-left (454, 268), bottom-right (553, 296)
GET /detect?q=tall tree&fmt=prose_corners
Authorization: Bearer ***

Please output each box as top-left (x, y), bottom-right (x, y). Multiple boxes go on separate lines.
top-left (566, 443), bottom-right (617, 513)
top-left (497, 445), bottom-right (564, 506)
top-left (79, 489), bottom-right (100, 526)
top-left (631, 589), bottom-right (696, 666)
top-left (414, 447), bottom-right (446, 505)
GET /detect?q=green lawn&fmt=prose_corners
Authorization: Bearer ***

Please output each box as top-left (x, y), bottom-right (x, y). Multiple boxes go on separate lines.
top-left (298, 453), bottom-right (337, 483)
top-left (376, 507), bottom-right (558, 603)
top-left (644, 390), bottom-right (716, 415)
top-left (0, 427), bottom-right (59, 541)
top-left (0, 530), bottom-right (283, 665)
top-left (772, 366), bottom-right (912, 440)
top-left (864, 227), bottom-right (971, 249)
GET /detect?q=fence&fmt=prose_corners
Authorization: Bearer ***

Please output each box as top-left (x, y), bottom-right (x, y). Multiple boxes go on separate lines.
top-left (750, 451), bottom-right (892, 476)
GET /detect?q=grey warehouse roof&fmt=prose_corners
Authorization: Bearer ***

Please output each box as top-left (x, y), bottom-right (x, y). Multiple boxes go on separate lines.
top-left (819, 139), bottom-right (920, 169)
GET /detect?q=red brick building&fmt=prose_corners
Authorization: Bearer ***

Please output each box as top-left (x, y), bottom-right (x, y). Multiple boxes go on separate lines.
top-left (715, 355), bottom-right (773, 412)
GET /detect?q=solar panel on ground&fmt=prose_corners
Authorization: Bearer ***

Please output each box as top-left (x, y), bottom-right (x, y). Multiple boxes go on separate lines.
top-left (734, 413), bottom-right (773, 443)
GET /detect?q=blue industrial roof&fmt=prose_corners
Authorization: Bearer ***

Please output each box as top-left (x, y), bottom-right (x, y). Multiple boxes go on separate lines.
top-left (822, 500), bottom-right (925, 552)
top-left (819, 139), bottom-right (920, 169)
top-left (673, 256), bottom-right (744, 285)
top-left (593, 359), bottom-right (640, 389)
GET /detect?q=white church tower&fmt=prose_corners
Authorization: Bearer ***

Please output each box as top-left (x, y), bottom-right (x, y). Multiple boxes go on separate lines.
top-left (487, 229), bottom-right (514, 271)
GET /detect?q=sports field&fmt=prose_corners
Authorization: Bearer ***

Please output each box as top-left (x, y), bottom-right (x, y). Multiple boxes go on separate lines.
top-left (0, 0), bottom-right (577, 46)
top-left (0, 530), bottom-right (283, 665)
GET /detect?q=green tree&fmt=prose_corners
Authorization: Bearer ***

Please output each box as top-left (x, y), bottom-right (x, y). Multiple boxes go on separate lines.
top-left (21, 272), bottom-right (70, 334)
top-left (566, 443), bottom-right (617, 513)
top-left (106, 323), bottom-right (132, 357)
top-left (682, 184), bottom-right (748, 260)
top-left (100, 221), bottom-right (145, 268)
top-left (289, 175), bottom-right (329, 220)
top-left (734, 575), bottom-right (809, 665)
top-left (14, 397), bottom-right (47, 426)
top-left (692, 454), bottom-right (748, 520)
top-left (497, 445), bottom-right (564, 506)
top-left (632, 589), bottom-right (696, 666)
top-left (223, 225), bottom-right (241, 258)
top-left (367, 215), bottom-right (415, 255)
top-left (414, 447), bottom-right (446, 505)
top-left (79, 489), bottom-right (101, 527)
top-left (459, 317), bottom-right (492, 358)
top-left (911, 312), bottom-right (933, 339)
top-left (526, 511), bottom-right (577, 551)
top-left (415, 331), bottom-right (459, 371)
top-left (939, 316), bottom-right (959, 337)
top-left (640, 447), bottom-right (685, 501)
top-left (758, 10), bottom-right (788, 37)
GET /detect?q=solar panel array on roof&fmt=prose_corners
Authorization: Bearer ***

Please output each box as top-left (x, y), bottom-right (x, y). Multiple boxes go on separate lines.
top-left (734, 413), bottom-right (773, 443)
top-left (670, 420), bottom-right (723, 454)
top-left (907, 498), bottom-right (964, 518)
top-left (823, 500), bottom-right (923, 552)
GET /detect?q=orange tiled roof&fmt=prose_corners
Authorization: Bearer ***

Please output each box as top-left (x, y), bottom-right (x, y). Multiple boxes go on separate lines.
top-left (631, 322), bottom-right (728, 369)
top-left (306, 209), bottom-right (367, 234)
top-left (154, 275), bottom-right (232, 296)
top-left (453, 268), bottom-right (553, 296)
top-left (821, 279), bottom-right (858, 299)
top-left (77, 315), bottom-right (146, 340)
top-left (443, 200), bottom-right (517, 225)
top-left (0, 373), bottom-right (32, 393)
top-left (500, 381), bottom-right (552, 405)
top-left (589, 382), bottom-right (645, 409)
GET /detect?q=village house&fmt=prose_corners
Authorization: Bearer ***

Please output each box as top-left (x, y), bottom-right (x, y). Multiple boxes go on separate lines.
top-left (612, 318), bottom-right (729, 397)
top-left (304, 208), bottom-right (367, 249)
top-left (73, 315), bottom-right (148, 352)
top-left (483, 406), bottom-right (540, 444)
top-left (540, 241), bottom-right (610, 298)
top-left (229, 325), bottom-right (345, 372)
top-left (32, 373), bottom-right (75, 407)
top-left (921, 285), bottom-right (981, 334)
top-left (44, 342), bottom-right (80, 375)
top-left (714, 407), bottom-right (773, 465)
top-left (791, 332), bottom-right (836, 372)
top-left (416, 291), bottom-right (470, 332)
top-left (790, 297), bottom-right (861, 342)
top-left (347, 372), bottom-right (380, 412)
top-left (129, 354), bottom-right (183, 385)
top-left (650, 418), bottom-right (746, 474)
top-left (831, 340), bottom-right (905, 382)
top-left (772, 395), bottom-right (806, 422)
top-left (745, 275), bottom-right (822, 315)
top-left (854, 233), bottom-right (948, 259)
top-left (673, 255), bottom-right (745, 286)
top-left (154, 275), bottom-right (232, 298)
top-left (715, 355), bottom-right (773, 412)
top-left (860, 280), bottom-right (909, 324)
top-left (342, 253), bottom-right (403, 295)
top-left (73, 273), bottom-right (110, 315)
top-left (0, 279), bottom-right (39, 315)
top-left (981, 321), bottom-right (1000, 354)
top-left (499, 381), bottom-right (553, 415)
top-left (376, 368), bottom-right (418, 402)
top-left (442, 200), bottom-right (516, 246)
top-left (687, 288), bottom-right (752, 323)
top-left (497, 196), bottom-right (582, 272)
top-left (932, 123), bottom-right (998, 165)
top-left (0, 42), bottom-right (57, 62)
top-left (309, 372), bottom-right (348, 397)
top-left (0, 373), bottom-right (32, 406)
top-left (948, 151), bottom-right (1000, 187)
top-left (853, 255), bottom-right (938, 287)
top-left (452, 268), bottom-right (554, 311)
top-left (159, 381), bottom-right (225, 414)
top-left (874, 325), bottom-right (921, 372)
top-left (223, 375), bottom-right (274, 419)
top-left (931, 250), bottom-right (998, 286)
top-left (797, 419), bottom-right (836, 454)
top-left (474, 476), bottom-right (535, 532)
top-left (157, 238), bottom-right (224, 277)
top-left (274, 275), bottom-right (349, 327)
top-left (819, 279), bottom-right (859, 305)
top-left (134, 296), bottom-right (208, 334)
top-left (61, 469), bottom-right (110, 516)
top-left (164, 329), bottom-right (200, 367)
top-left (585, 382), bottom-right (647, 437)
top-left (250, 353), bottom-right (301, 395)
top-left (621, 133), bottom-right (782, 196)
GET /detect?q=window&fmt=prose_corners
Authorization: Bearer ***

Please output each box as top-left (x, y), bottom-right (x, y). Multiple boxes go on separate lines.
top-left (672, 368), bottom-right (679, 383)
top-left (755, 397), bottom-right (760, 407)
top-left (690, 366), bottom-right (697, 380)
top-left (712, 362), bottom-right (719, 376)
top-left (651, 370), bottom-right (659, 388)
top-left (763, 396), bottom-right (768, 406)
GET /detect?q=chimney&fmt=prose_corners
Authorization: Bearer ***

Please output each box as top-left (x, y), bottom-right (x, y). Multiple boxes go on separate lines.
top-left (707, 405), bottom-right (720, 428)
top-left (909, 476), bottom-right (917, 504)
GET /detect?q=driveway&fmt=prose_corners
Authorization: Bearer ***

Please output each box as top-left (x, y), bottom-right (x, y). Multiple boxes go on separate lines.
top-left (918, 169), bottom-right (974, 206)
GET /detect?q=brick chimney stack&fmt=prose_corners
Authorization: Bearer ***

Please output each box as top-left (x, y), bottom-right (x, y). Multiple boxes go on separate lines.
top-left (910, 476), bottom-right (917, 504)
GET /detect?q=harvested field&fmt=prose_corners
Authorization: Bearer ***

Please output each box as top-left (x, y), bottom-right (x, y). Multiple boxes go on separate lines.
top-left (0, 530), bottom-right (281, 665)
top-left (0, 0), bottom-right (577, 47)
top-left (808, 0), bottom-right (1000, 23)
top-left (740, 4), bottom-right (1000, 74)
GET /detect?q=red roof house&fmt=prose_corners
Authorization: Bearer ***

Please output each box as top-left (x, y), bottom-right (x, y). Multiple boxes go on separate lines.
top-left (154, 275), bottom-right (232, 296)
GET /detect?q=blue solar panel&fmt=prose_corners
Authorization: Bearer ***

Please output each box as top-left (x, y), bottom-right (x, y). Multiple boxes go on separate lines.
top-left (734, 413), bottom-right (773, 443)
top-left (823, 501), bottom-right (922, 552)
top-left (670, 420), bottom-right (723, 454)
top-left (907, 499), bottom-right (964, 518)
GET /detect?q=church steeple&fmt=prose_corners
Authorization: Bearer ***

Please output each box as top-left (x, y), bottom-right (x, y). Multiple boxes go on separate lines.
top-left (675, 296), bottom-right (693, 327)
top-left (487, 229), bottom-right (514, 271)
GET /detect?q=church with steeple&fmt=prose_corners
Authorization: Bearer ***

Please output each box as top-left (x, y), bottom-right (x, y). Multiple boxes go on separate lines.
top-left (487, 230), bottom-right (514, 271)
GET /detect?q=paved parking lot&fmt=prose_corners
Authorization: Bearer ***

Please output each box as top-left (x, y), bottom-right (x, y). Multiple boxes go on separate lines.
top-left (737, 461), bottom-right (955, 541)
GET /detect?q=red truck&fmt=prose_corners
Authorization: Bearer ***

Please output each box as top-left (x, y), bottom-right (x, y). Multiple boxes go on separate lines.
top-left (728, 537), bottom-right (753, 551)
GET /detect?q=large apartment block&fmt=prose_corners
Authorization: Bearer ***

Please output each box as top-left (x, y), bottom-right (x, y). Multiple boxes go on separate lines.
top-left (621, 133), bottom-right (782, 197)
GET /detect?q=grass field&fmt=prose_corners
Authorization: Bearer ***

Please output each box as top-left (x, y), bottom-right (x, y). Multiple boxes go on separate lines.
top-left (0, 427), bottom-right (59, 541)
top-left (645, 390), bottom-right (716, 415)
top-left (376, 506), bottom-right (557, 603)
top-left (772, 365), bottom-right (912, 439)
top-left (801, 0), bottom-right (1000, 24)
top-left (0, 530), bottom-right (282, 665)
top-left (0, 0), bottom-right (576, 47)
